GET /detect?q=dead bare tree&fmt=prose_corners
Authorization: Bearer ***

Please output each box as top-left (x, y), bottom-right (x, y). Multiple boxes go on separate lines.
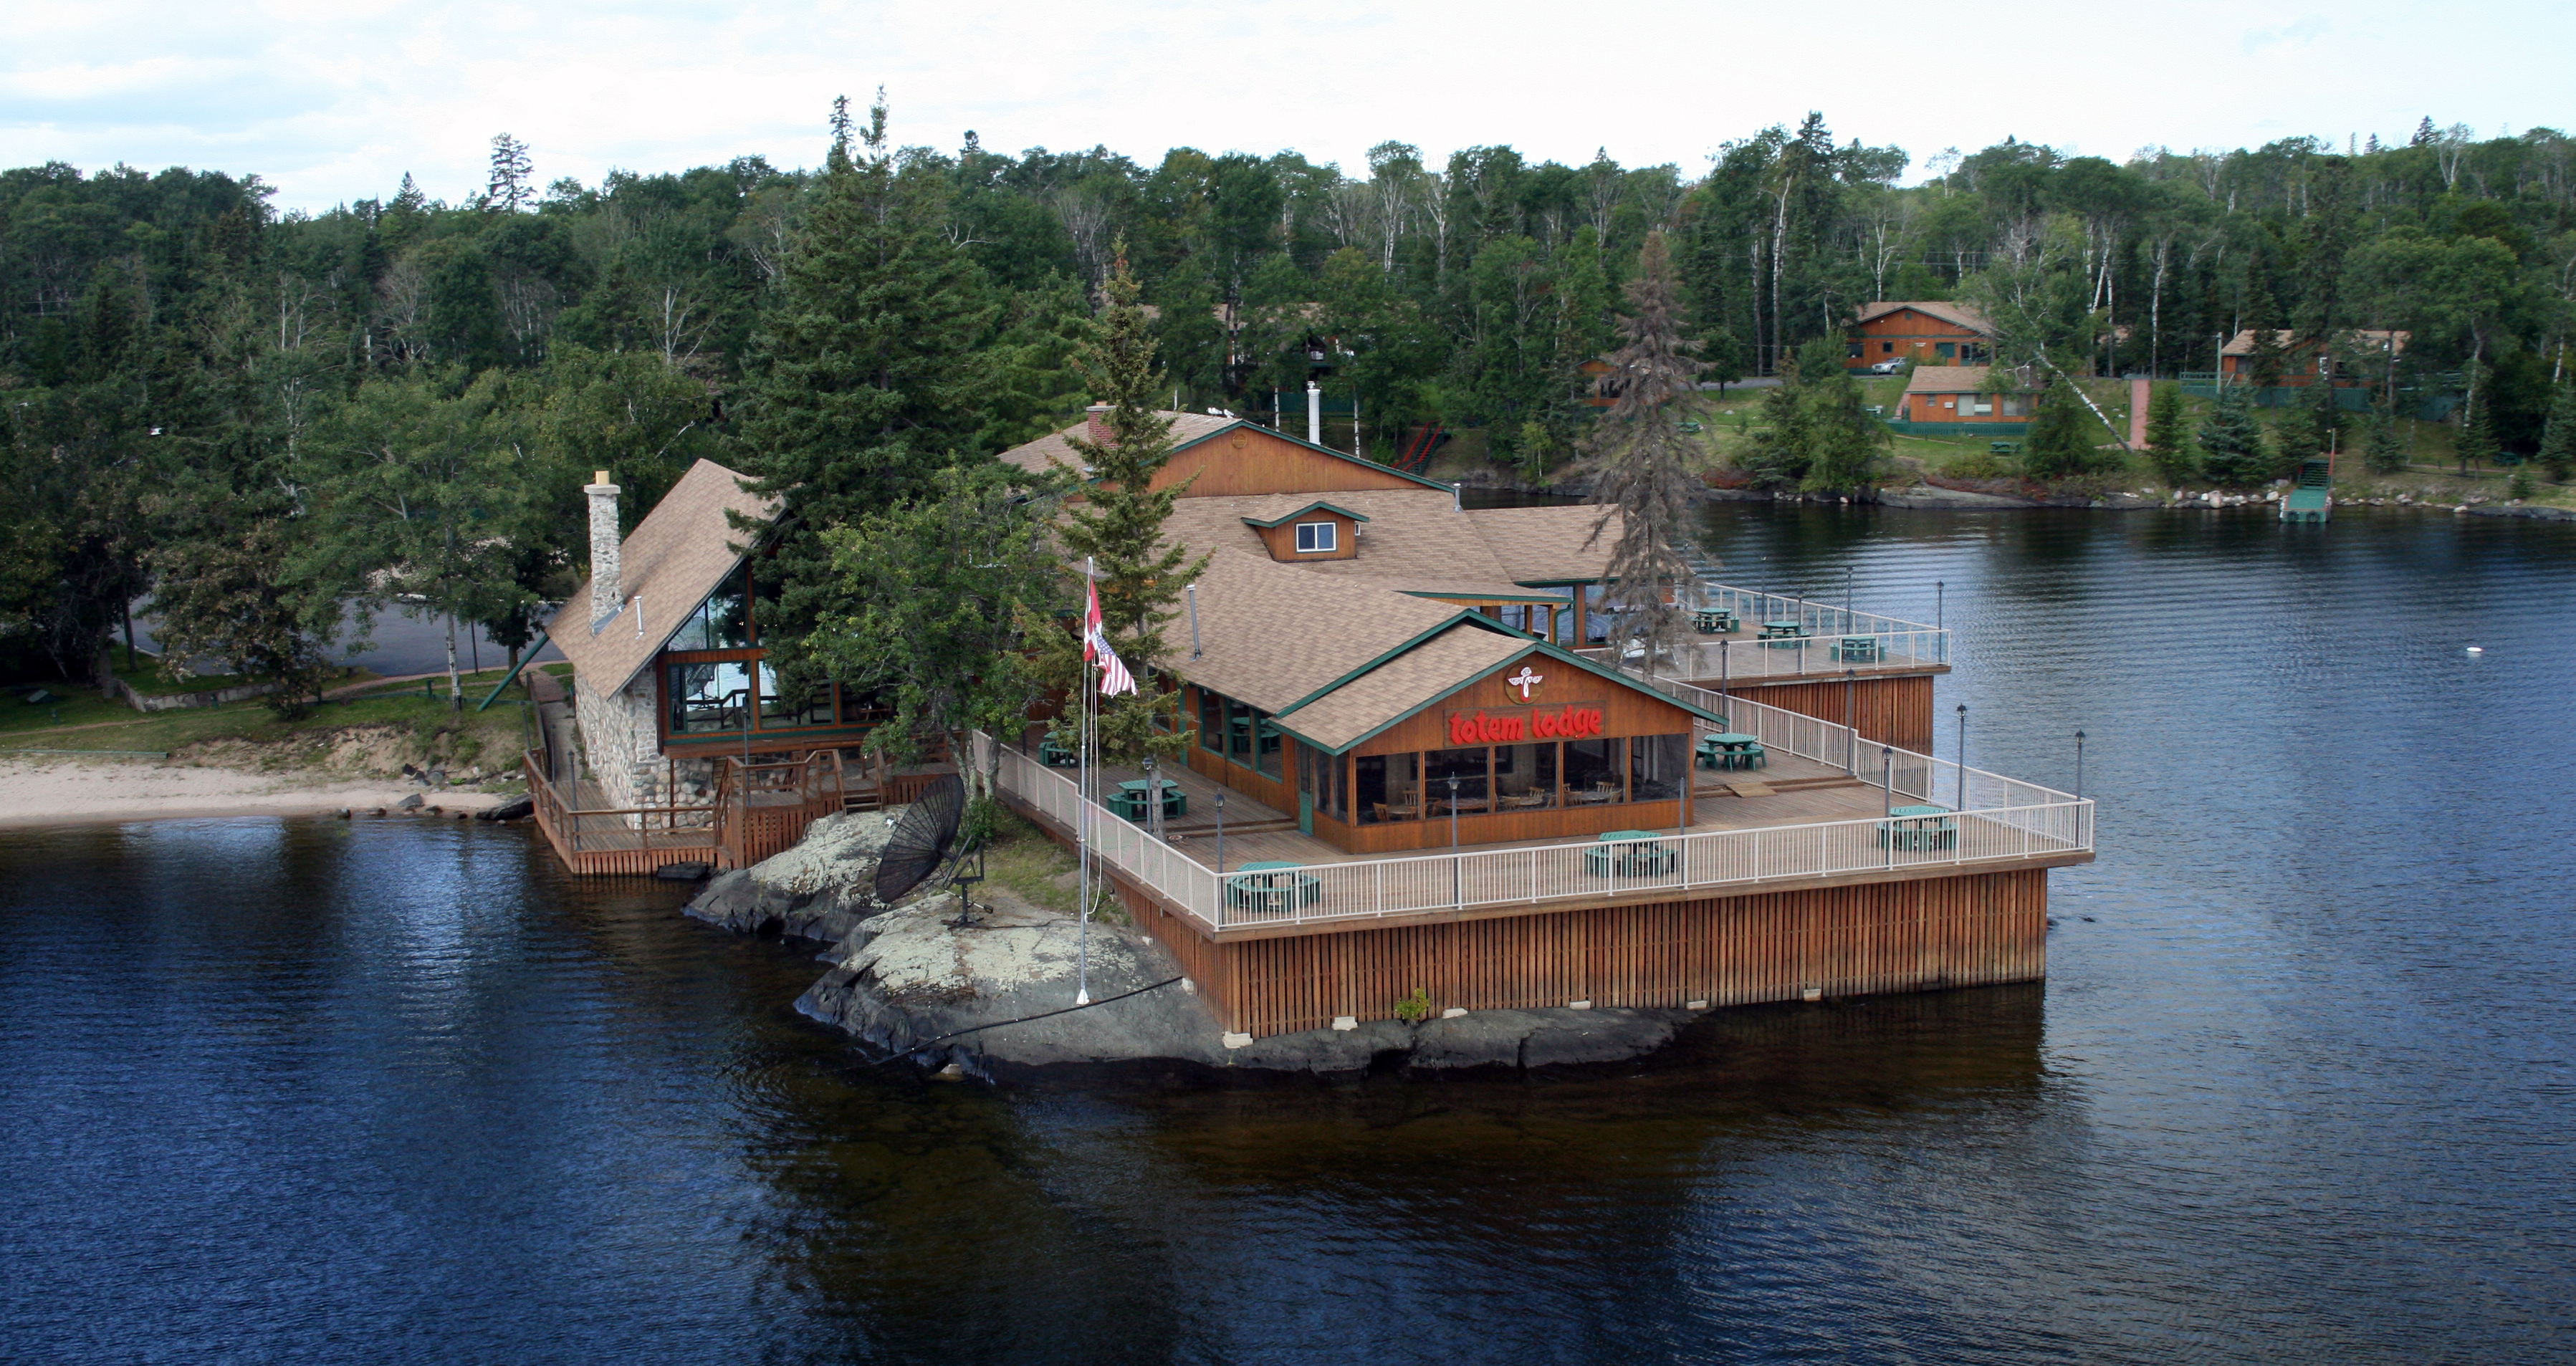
top-left (1576, 231), bottom-right (1709, 680)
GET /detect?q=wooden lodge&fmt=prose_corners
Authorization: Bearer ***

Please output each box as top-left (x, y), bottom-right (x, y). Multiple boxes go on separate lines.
top-left (985, 408), bottom-right (2092, 1040)
top-left (528, 405), bottom-right (2091, 1040)
top-left (1847, 301), bottom-right (1994, 370)
top-left (2217, 328), bottom-right (2408, 385)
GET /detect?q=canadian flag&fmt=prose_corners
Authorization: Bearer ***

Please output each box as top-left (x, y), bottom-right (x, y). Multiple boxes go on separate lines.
top-left (1083, 579), bottom-right (1138, 697)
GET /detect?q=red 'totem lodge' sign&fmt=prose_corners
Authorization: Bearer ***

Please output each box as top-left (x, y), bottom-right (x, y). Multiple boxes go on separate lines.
top-left (1447, 704), bottom-right (1604, 745)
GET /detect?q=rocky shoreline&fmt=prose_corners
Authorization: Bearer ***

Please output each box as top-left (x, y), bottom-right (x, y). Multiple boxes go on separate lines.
top-left (685, 810), bottom-right (1695, 1079)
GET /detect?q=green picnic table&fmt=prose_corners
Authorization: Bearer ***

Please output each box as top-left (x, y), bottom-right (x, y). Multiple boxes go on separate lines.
top-left (1760, 620), bottom-right (1810, 648)
top-left (1696, 732), bottom-right (1766, 770)
top-left (1584, 830), bottom-right (1677, 877)
top-left (1110, 778), bottom-right (1187, 822)
top-left (1038, 737), bottom-right (1078, 767)
top-left (1830, 635), bottom-right (1881, 663)
top-left (1692, 607), bottom-right (1740, 633)
top-left (1879, 804), bottom-right (1958, 850)
top-left (1225, 860), bottom-right (1321, 915)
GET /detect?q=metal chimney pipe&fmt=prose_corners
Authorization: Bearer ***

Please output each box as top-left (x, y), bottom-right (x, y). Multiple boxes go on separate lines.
top-left (1306, 381), bottom-right (1321, 445)
top-left (1187, 582), bottom-right (1202, 659)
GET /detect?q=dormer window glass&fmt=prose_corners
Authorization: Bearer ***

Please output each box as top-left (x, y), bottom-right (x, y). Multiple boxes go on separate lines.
top-left (1294, 521), bottom-right (1338, 553)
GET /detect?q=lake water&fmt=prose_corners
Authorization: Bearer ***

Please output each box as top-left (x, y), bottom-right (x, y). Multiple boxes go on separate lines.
top-left (6, 505), bottom-right (2572, 1364)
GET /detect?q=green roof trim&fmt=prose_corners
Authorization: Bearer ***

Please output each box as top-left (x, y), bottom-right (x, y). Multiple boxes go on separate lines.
top-left (1170, 419), bottom-right (1457, 493)
top-left (1398, 588), bottom-right (1569, 605)
top-left (1275, 635), bottom-right (1720, 757)
top-left (1238, 499), bottom-right (1373, 529)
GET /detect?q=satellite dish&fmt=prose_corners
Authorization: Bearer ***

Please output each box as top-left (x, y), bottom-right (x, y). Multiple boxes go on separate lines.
top-left (873, 774), bottom-right (967, 903)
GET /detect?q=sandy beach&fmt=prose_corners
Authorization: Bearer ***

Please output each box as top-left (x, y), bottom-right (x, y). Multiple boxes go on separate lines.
top-left (0, 754), bottom-right (508, 828)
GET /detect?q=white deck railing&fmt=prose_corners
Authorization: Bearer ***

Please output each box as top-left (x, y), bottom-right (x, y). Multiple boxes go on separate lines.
top-left (980, 711), bottom-right (2092, 934)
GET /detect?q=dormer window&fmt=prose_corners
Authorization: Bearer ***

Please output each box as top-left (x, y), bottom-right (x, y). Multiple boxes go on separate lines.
top-left (1295, 521), bottom-right (1338, 553)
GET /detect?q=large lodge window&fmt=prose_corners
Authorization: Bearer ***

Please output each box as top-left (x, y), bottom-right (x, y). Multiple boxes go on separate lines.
top-left (1354, 735), bottom-right (1686, 822)
top-left (669, 574), bottom-right (752, 650)
top-left (668, 660), bottom-right (751, 735)
top-left (1198, 688), bottom-right (1283, 779)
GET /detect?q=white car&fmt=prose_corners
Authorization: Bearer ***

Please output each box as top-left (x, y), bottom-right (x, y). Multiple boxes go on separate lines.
top-left (1864, 359), bottom-right (1907, 375)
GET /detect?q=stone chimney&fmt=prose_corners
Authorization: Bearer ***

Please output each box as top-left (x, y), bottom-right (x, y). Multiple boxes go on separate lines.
top-left (1085, 403), bottom-right (1114, 446)
top-left (585, 470), bottom-right (622, 627)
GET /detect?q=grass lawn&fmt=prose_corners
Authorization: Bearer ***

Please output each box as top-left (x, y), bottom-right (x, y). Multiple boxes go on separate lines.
top-left (979, 810), bottom-right (1079, 914)
top-left (0, 665), bottom-right (543, 780)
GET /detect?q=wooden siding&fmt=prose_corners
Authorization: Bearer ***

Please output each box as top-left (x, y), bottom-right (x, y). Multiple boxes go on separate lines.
top-left (1847, 308), bottom-right (1988, 367)
top-left (1352, 646), bottom-right (1698, 758)
top-left (1197, 868), bottom-right (2049, 1036)
top-left (1157, 425), bottom-right (1426, 498)
top-left (1250, 510), bottom-right (1360, 561)
top-left (1725, 674), bottom-right (1935, 752)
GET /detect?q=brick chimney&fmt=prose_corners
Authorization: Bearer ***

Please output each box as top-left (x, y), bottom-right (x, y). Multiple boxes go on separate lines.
top-left (585, 470), bottom-right (622, 627)
top-left (1085, 403), bottom-right (1114, 445)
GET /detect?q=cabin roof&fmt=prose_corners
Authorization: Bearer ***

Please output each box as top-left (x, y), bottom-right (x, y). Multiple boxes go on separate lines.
top-left (1278, 627), bottom-right (1529, 753)
top-left (545, 458), bottom-right (778, 696)
top-left (2220, 328), bottom-right (2410, 357)
top-left (1164, 490), bottom-right (1614, 600)
top-left (995, 411), bottom-right (1456, 493)
top-left (1238, 499), bottom-right (1372, 528)
top-left (1902, 365), bottom-right (2022, 395)
top-left (1854, 300), bottom-right (1994, 335)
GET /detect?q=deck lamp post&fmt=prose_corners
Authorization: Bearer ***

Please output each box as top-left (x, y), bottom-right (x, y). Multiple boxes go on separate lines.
top-left (2074, 730), bottom-right (2085, 800)
top-left (1447, 774), bottom-right (1462, 908)
top-left (1213, 792), bottom-right (1225, 875)
top-left (1935, 579), bottom-right (1944, 633)
top-left (1843, 668), bottom-right (1857, 774)
top-left (1882, 745), bottom-right (1895, 815)
top-left (1144, 754), bottom-right (1164, 840)
top-left (1955, 703), bottom-right (1969, 810)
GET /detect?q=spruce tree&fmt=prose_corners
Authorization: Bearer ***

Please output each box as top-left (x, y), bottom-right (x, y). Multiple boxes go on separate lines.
top-left (2365, 412), bottom-right (2409, 473)
top-left (739, 92), bottom-right (995, 695)
top-left (2019, 380), bottom-right (2097, 480)
top-left (2144, 381), bottom-right (2196, 484)
top-left (2537, 384), bottom-right (2576, 482)
top-left (1576, 231), bottom-right (1709, 673)
top-left (1037, 243), bottom-right (1204, 766)
top-left (2453, 395), bottom-right (2496, 474)
top-left (1798, 342), bottom-right (1890, 493)
top-left (2196, 383), bottom-right (2274, 486)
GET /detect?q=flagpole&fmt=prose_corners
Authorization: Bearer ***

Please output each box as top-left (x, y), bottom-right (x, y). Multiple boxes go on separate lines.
top-left (1076, 556), bottom-right (1095, 1006)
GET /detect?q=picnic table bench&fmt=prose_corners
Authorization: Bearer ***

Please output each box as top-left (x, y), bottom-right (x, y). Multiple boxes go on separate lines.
top-left (1878, 804), bottom-right (1958, 850)
top-left (1225, 860), bottom-right (1321, 915)
top-left (1696, 732), bottom-right (1766, 770)
top-left (1584, 830), bottom-right (1677, 877)
top-left (1109, 778), bottom-right (1187, 822)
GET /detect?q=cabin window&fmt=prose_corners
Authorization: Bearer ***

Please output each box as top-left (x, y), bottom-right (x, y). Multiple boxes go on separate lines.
top-left (668, 660), bottom-right (750, 735)
top-left (1224, 699), bottom-right (1255, 766)
top-left (1564, 738), bottom-right (1624, 804)
top-left (1882, 341), bottom-right (1895, 354)
top-left (1198, 688), bottom-right (1224, 752)
top-left (1297, 744), bottom-right (1347, 819)
top-left (1495, 742), bottom-right (1558, 810)
top-left (1963, 393), bottom-right (1993, 417)
top-left (837, 683), bottom-right (891, 730)
top-left (1293, 521), bottom-right (1338, 553)
top-left (1629, 734), bottom-right (1688, 802)
top-left (1425, 746), bottom-right (1490, 814)
top-left (1357, 752), bottom-right (1420, 823)
top-left (1936, 342), bottom-right (1956, 360)
top-left (1253, 715), bottom-right (1283, 778)
top-left (669, 574), bottom-right (752, 651)
top-left (1846, 342), bottom-right (1862, 359)
top-left (757, 663), bottom-right (835, 728)
top-left (1998, 394), bottom-right (2031, 418)
top-left (1584, 585), bottom-right (1613, 643)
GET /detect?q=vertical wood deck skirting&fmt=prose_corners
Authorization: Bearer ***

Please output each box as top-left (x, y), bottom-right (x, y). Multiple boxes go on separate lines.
top-left (1720, 674), bottom-right (1937, 752)
top-left (1112, 863), bottom-right (2049, 1039)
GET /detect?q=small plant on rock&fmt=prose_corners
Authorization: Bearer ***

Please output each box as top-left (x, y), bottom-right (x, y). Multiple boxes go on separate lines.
top-left (1393, 988), bottom-right (1434, 1023)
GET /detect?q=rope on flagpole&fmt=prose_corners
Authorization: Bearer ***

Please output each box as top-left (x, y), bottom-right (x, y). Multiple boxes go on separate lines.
top-left (1076, 556), bottom-right (1095, 1006)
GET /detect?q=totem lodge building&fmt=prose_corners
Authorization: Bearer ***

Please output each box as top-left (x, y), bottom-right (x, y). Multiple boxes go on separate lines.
top-left (1846, 301), bottom-right (1994, 370)
top-left (530, 405), bottom-right (2092, 1040)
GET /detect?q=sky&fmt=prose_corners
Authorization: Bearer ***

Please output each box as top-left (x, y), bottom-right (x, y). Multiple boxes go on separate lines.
top-left (4, 0), bottom-right (2569, 213)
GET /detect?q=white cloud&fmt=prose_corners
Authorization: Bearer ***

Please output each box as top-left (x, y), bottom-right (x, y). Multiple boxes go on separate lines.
top-left (2, 0), bottom-right (2570, 210)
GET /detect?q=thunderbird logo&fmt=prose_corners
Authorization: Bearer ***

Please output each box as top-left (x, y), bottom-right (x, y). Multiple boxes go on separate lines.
top-left (1506, 666), bottom-right (1543, 701)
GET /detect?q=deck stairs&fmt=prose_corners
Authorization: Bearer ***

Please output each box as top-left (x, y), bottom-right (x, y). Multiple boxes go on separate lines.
top-left (2281, 459), bottom-right (2332, 522)
top-left (1394, 422), bottom-right (1446, 473)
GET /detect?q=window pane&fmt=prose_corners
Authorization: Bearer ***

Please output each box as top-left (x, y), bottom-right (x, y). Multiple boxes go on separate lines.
top-left (1629, 734), bottom-right (1687, 802)
top-left (1564, 739), bottom-right (1622, 804)
top-left (1199, 688), bottom-right (1223, 751)
top-left (1425, 746), bottom-right (1490, 813)
top-left (1495, 741), bottom-right (1556, 809)
top-left (757, 663), bottom-right (834, 728)
top-left (1253, 713), bottom-right (1283, 778)
top-left (668, 661), bottom-right (749, 735)
top-left (1225, 699), bottom-right (1252, 764)
top-left (1584, 584), bottom-right (1612, 642)
top-left (1356, 753), bottom-right (1420, 822)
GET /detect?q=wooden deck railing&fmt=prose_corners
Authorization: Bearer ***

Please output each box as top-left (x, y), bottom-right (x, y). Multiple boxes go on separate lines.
top-left (977, 703), bottom-right (2092, 937)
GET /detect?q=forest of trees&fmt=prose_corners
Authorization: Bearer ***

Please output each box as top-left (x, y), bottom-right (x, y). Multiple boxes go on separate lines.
top-left (7, 103), bottom-right (2576, 696)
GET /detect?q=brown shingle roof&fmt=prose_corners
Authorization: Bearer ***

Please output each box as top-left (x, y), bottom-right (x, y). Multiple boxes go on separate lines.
top-left (1278, 627), bottom-right (1528, 753)
top-left (1854, 300), bottom-right (1994, 335)
top-left (1462, 504), bottom-right (1622, 583)
top-left (996, 411), bottom-right (1237, 479)
top-left (1177, 547), bottom-right (1475, 716)
top-left (2220, 328), bottom-right (2409, 357)
top-left (1163, 489), bottom-right (1578, 600)
top-left (544, 458), bottom-right (779, 695)
top-left (1902, 365), bottom-right (2018, 395)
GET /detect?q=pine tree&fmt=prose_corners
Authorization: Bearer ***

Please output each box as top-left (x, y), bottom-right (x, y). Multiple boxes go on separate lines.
top-left (2020, 379), bottom-right (2097, 480)
top-left (485, 135), bottom-right (534, 212)
top-left (2244, 327), bottom-right (2290, 392)
top-left (1576, 231), bottom-right (1708, 673)
top-left (2365, 412), bottom-right (2409, 473)
top-left (2537, 384), bottom-right (2576, 481)
top-left (2453, 394), bottom-right (2496, 473)
top-left (1038, 243), bottom-right (1204, 766)
top-left (2196, 383), bottom-right (2274, 486)
top-left (2143, 381), bottom-right (2195, 483)
top-left (1799, 344), bottom-right (1890, 492)
top-left (739, 92), bottom-right (995, 695)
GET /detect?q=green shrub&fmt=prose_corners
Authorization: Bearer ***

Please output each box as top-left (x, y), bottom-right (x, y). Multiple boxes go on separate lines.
top-left (1394, 988), bottom-right (1434, 1023)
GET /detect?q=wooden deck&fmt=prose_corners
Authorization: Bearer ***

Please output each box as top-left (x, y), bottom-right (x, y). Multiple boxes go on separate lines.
top-left (1073, 748), bottom-right (1907, 872)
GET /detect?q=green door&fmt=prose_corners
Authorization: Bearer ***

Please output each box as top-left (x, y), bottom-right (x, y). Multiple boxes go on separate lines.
top-left (1298, 792), bottom-right (1314, 835)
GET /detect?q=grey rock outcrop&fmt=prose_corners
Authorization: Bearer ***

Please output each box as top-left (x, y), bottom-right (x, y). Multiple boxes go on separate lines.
top-left (684, 807), bottom-right (908, 942)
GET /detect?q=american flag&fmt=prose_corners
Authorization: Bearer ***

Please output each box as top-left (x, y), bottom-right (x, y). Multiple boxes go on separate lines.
top-left (1083, 578), bottom-right (1138, 696)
